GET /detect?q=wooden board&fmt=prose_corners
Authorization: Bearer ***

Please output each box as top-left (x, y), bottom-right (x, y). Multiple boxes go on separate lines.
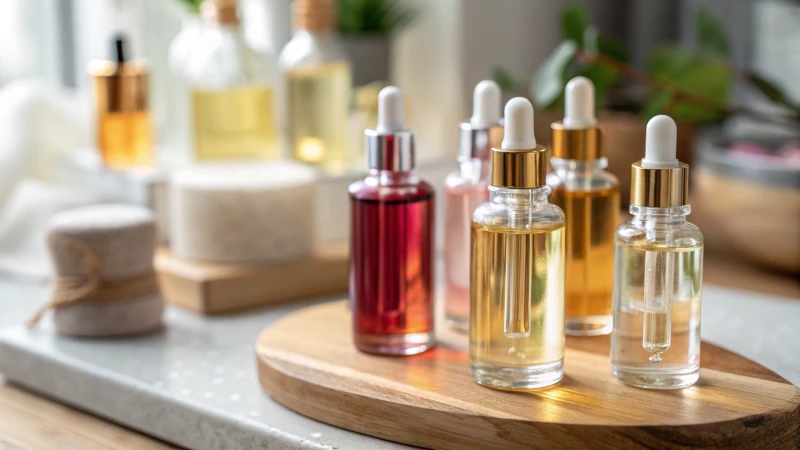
top-left (0, 380), bottom-right (177, 450)
top-left (155, 244), bottom-right (348, 314)
top-left (256, 301), bottom-right (800, 450)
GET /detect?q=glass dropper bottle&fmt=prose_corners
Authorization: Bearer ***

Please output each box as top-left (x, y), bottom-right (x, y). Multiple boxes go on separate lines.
top-left (444, 80), bottom-right (503, 331)
top-left (470, 97), bottom-right (566, 389)
top-left (349, 86), bottom-right (435, 356)
top-left (547, 77), bottom-right (619, 336)
top-left (610, 115), bottom-right (704, 389)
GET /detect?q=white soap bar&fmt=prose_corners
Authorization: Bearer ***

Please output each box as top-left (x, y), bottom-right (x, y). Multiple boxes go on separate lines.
top-left (169, 161), bottom-right (317, 264)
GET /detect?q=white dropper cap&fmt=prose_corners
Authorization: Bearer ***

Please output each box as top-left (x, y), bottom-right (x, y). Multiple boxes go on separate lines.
top-left (501, 97), bottom-right (536, 149)
top-left (377, 86), bottom-right (404, 133)
top-left (641, 115), bottom-right (679, 169)
top-left (563, 76), bottom-right (597, 129)
top-left (470, 80), bottom-right (501, 128)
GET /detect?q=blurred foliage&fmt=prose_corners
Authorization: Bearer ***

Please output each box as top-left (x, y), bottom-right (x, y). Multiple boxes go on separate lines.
top-left (177, 0), bottom-right (203, 15)
top-left (491, 4), bottom-right (800, 125)
top-left (337, 0), bottom-right (416, 35)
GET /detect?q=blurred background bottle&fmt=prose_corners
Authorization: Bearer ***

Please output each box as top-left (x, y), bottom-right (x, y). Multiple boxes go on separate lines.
top-left (88, 34), bottom-right (153, 169)
top-left (279, 0), bottom-right (352, 173)
top-left (184, 0), bottom-right (279, 161)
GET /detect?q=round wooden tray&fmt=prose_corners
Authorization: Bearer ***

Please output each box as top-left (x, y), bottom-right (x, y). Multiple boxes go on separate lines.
top-left (256, 301), bottom-right (800, 449)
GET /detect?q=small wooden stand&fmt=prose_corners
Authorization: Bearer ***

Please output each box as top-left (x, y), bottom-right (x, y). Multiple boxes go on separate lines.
top-left (256, 301), bottom-right (800, 450)
top-left (155, 244), bottom-right (348, 314)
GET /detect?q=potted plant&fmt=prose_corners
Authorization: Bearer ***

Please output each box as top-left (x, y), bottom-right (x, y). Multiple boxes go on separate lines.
top-left (493, 5), bottom-right (800, 206)
top-left (336, 0), bottom-right (415, 86)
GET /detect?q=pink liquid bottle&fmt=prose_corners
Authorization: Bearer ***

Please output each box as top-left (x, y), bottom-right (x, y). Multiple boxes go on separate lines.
top-left (444, 81), bottom-right (504, 331)
top-left (349, 86), bottom-right (435, 355)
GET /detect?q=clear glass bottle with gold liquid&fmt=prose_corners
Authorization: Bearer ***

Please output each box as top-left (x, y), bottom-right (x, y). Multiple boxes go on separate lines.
top-left (548, 77), bottom-right (619, 336)
top-left (88, 35), bottom-right (153, 169)
top-left (611, 115), bottom-right (703, 389)
top-left (279, 0), bottom-right (352, 173)
top-left (470, 98), bottom-right (566, 390)
top-left (184, 0), bottom-right (278, 161)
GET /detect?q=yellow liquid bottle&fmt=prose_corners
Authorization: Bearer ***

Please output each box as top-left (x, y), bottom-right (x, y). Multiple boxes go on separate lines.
top-left (471, 223), bottom-right (565, 389)
top-left (280, 0), bottom-right (352, 173)
top-left (89, 36), bottom-right (154, 169)
top-left (548, 76), bottom-right (620, 336)
top-left (184, 0), bottom-right (278, 161)
top-left (192, 85), bottom-right (278, 160)
top-left (469, 97), bottom-right (566, 390)
top-left (284, 62), bottom-right (351, 171)
top-left (98, 111), bottom-right (154, 168)
top-left (549, 180), bottom-right (619, 335)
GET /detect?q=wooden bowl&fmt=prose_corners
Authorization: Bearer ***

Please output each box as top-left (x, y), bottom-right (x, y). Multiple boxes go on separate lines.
top-left (693, 132), bottom-right (800, 273)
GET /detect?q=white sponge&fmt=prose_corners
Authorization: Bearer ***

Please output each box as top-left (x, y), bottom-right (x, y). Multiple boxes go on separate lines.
top-left (642, 115), bottom-right (679, 169)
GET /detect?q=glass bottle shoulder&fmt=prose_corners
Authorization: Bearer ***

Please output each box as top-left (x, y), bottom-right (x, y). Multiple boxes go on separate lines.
top-left (279, 30), bottom-right (348, 69)
top-left (184, 24), bottom-right (276, 87)
top-left (472, 193), bottom-right (565, 231)
top-left (547, 164), bottom-right (619, 194)
top-left (349, 172), bottom-right (435, 203)
top-left (444, 159), bottom-right (490, 192)
top-left (615, 216), bottom-right (704, 250)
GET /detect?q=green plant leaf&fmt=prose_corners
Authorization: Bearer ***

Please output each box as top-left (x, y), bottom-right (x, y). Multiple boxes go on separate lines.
top-left (695, 7), bottom-right (729, 57)
top-left (337, 0), bottom-right (416, 35)
top-left (648, 45), bottom-right (694, 78)
top-left (641, 91), bottom-right (673, 119)
top-left (667, 59), bottom-right (733, 123)
top-left (491, 66), bottom-right (523, 93)
top-left (532, 40), bottom-right (578, 110)
top-left (561, 6), bottom-right (590, 45)
top-left (177, 0), bottom-right (202, 15)
top-left (582, 26), bottom-right (629, 62)
top-left (747, 72), bottom-right (800, 112)
top-left (576, 64), bottom-right (620, 108)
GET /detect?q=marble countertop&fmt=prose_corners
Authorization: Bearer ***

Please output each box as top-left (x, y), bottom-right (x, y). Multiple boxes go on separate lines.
top-left (0, 278), bottom-right (798, 450)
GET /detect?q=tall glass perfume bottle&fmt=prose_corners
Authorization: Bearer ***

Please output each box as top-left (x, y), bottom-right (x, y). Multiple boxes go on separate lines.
top-left (349, 86), bottom-right (435, 355)
top-left (444, 80), bottom-right (503, 332)
top-left (470, 98), bottom-right (566, 389)
top-left (611, 115), bottom-right (703, 389)
top-left (279, 0), bottom-right (352, 172)
top-left (547, 77), bottom-right (619, 336)
top-left (88, 35), bottom-right (153, 169)
top-left (184, 0), bottom-right (278, 161)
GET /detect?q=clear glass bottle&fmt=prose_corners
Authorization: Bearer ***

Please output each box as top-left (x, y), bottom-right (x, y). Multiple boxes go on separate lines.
top-left (184, 0), bottom-right (278, 161)
top-left (470, 98), bottom-right (565, 390)
top-left (164, 16), bottom-right (203, 163)
top-left (350, 87), bottom-right (435, 355)
top-left (444, 80), bottom-right (503, 331)
top-left (611, 115), bottom-right (704, 389)
top-left (279, 0), bottom-right (352, 173)
top-left (88, 35), bottom-right (154, 169)
top-left (548, 77), bottom-right (619, 336)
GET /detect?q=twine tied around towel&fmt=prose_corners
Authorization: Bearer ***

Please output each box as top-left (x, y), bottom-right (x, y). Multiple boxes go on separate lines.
top-left (26, 235), bottom-right (160, 327)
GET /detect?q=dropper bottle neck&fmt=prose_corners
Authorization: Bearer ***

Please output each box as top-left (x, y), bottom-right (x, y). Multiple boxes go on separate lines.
top-left (631, 204), bottom-right (690, 226)
top-left (490, 185), bottom-right (551, 207)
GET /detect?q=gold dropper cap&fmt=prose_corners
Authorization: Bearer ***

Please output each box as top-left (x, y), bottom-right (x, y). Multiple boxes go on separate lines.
top-left (630, 115), bottom-right (689, 208)
top-left (550, 123), bottom-right (605, 159)
top-left (550, 76), bottom-right (605, 160)
top-left (201, 0), bottom-right (240, 25)
top-left (292, 0), bottom-right (336, 32)
top-left (490, 97), bottom-right (547, 189)
top-left (87, 35), bottom-right (148, 114)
